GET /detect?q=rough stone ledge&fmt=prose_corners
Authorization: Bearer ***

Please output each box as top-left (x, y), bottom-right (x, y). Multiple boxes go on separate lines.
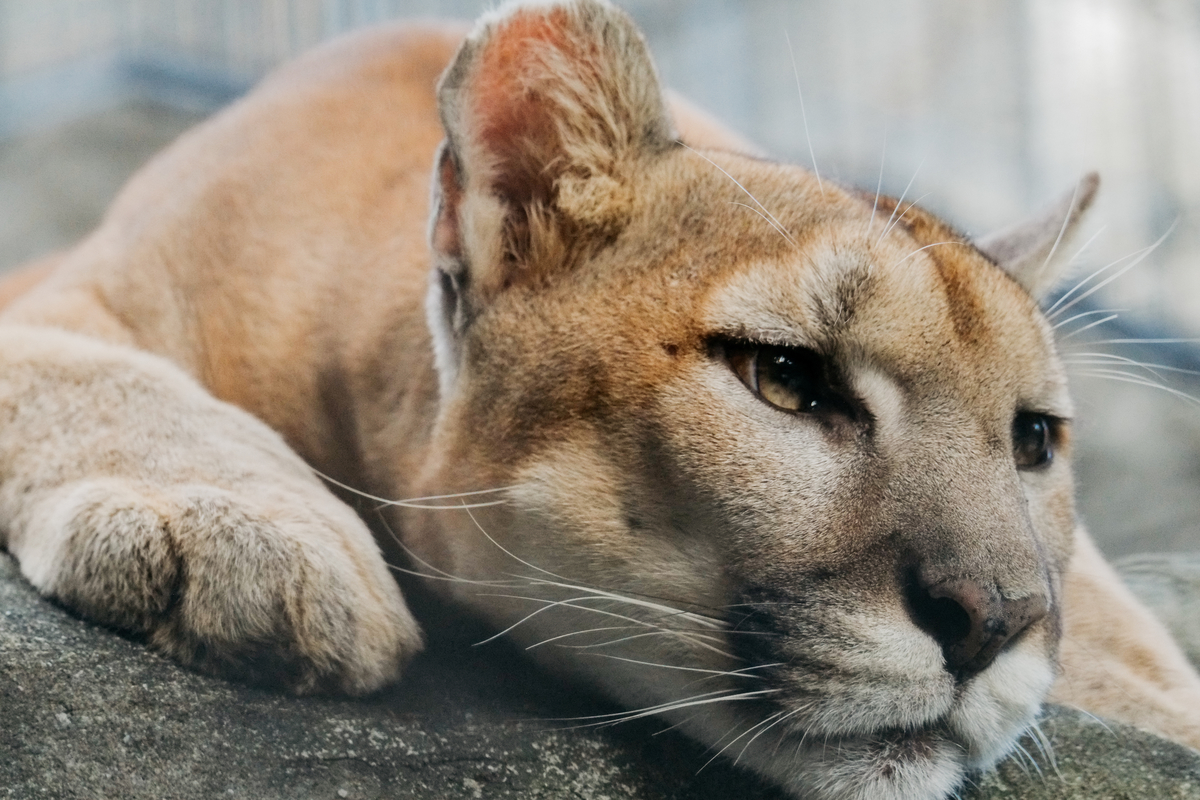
top-left (3, 553), bottom-right (1198, 799)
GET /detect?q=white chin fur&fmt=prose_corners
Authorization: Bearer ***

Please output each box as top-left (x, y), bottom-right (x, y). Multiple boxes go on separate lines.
top-left (675, 645), bottom-right (1055, 800)
top-left (738, 728), bottom-right (965, 800)
top-left (948, 646), bottom-right (1057, 769)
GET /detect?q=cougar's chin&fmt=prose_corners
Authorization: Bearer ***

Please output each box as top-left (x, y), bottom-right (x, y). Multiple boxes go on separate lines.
top-left (770, 727), bottom-right (965, 800)
top-left (722, 646), bottom-right (1056, 800)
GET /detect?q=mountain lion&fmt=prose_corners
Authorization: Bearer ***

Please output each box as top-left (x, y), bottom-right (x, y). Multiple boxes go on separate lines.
top-left (1, 1), bottom-right (1198, 798)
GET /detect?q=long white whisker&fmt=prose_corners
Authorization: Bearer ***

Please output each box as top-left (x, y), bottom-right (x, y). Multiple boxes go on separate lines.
top-left (866, 127), bottom-right (888, 238)
top-left (1073, 369), bottom-right (1200, 407)
top-left (682, 143), bottom-right (797, 246)
top-left (1037, 179), bottom-right (1084, 277)
top-left (473, 593), bottom-right (733, 656)
top-left (555, 689), bottom-right (780, 728)
top-left (1052, 307), bottom-right (1125, 330)
top-left (462, 504), bottom-right (573, 582)
top-left (889, 241), bottom-right (969, 269)
top-left (700, 711), bottom-right (787, 772)
top-left (374, 511), bottom-right (498, 584)
top-left (876, 159), bottom-right (925, 247)
top-left (521, 576), bottom-right (726, 627)
top-left (1043, 228), bottom-right (1119, 317)
top-left (472, 594), bottom-right (680, 646)
top-left (1062, 352), bottom-right (1200, 378)
top-left (1048, 221), bottom-right (1178, 320)
top-left (1055, 313), bottom-right (1119, 341)
top-left (1030, 721), bottom-right (1060, 778)
top-left (1079, 336), bottom-right (1200, 346)
top-left (879, 192), bottom-right (932, 244)
top-left (785, 30), bottom-right (822, 195)
top-left (731, 201), bottom-right (800, 246)
top-left (734, 706), bottom-right (809, 767)
top-left (311, 467), bottom-right (515, 509)
top-left (541, 628), bottom-right (767, 653)
top-left (1011, 741), bottom-right (1041, 777)
top-left (574, 652), bottom-right (771, 679)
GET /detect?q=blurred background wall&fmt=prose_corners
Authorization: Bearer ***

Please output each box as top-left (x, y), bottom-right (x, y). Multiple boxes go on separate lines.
top-left (1, 0), bottom-right (1199, 557)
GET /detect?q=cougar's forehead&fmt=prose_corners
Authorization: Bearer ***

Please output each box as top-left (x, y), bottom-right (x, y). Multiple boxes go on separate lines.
top-left (699, 212), bottom-right (1070, 418)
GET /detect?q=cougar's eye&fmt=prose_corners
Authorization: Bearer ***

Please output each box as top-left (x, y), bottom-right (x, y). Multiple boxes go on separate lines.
top-left (725, 343), bottom-right (828, 413)
top-left (1012, 412), bottom-right (1053, 469)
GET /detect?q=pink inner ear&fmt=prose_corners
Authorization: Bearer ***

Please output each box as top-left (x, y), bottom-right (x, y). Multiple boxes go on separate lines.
top-left (468, 8), bottom-right (581, 207)
top-left (432, 150), bottom-right (463, 260)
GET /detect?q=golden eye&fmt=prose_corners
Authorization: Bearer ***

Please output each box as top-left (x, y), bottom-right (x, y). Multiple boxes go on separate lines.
top-left (1012, 412), bottom-right (1054, 469)
top-left (756, 347), bottom-right (822, 412)
top-left (725, 343), bottom-right (827, 413)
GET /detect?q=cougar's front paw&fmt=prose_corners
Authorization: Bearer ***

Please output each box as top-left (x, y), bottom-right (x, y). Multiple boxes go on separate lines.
top-left (25, 478), bottom-right (422, 695)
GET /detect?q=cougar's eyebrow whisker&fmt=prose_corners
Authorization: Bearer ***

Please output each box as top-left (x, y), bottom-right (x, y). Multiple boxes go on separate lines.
top-left (875, 158), bottom-right (925, 247)
top-left (683, 143), bottom-right (798, 247)
top-left (865, 127), bottom-right (888, 238)
top-left (731, 202), bottom-right (800, 247)
top-left (785, 29), bottom-right (823, 196)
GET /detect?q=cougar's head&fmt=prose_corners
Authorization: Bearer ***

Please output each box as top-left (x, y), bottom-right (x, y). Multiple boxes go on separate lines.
top-left (410, 2), bottom-right (1092, 797)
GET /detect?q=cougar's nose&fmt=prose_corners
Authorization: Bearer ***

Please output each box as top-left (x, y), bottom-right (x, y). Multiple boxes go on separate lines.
top-left (905, 574), bottom-right (1049, 681)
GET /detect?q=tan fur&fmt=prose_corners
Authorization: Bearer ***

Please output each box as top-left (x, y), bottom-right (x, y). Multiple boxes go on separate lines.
top-left (0, 2), bottom-right (1197, 798)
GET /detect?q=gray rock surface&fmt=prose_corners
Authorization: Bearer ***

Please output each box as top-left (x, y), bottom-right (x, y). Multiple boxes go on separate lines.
top-left (3, 553), bottom-right (1199, 800)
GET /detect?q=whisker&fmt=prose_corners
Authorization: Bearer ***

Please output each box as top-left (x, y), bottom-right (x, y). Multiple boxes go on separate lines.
top-left (462, 508), bottom-right (734, 623)
top-left (1063, 224), bottom-right (1107, 267)
top-left (733, 706), bottom-right (809, 767)
top-left (521, 576), bottom-right (727, 627)
top-left (1030, 720), bottom-right (1060, 778)
top-left (572, 652), bottom-right (774, 679)
top-left (682, 143), bottom-right (797, 247)
top-left (1055, 313), bottom-right (1119, 342)
top-left (545, 687), bottom-right (781, 730)
top-left (461, 505), bottom-right (573, 582)
top-left (1037, 178), bottom-right (1086, 277)
top-left (879, 192), bottom-right (932, 244)
top-left (866, 127), bottom-right (888, 239)
top-left (1079, 336), bottom-right (1200, 346)
top-left (374, 510), bottom-right (505, 584)
top-left (699, 710), bottom-right (788, 772)
top-left (1043, 229), bottom-right (1124, 318)
top-left (1011, 741), bottom-right (1041, 777)
top-left (588, 690), bottom-right (782, 728)
top-left (875, 158), bottom-right (925, 248)
top-left (1047, 221), bottom-right (1178, 321)
top-left (311, 467), bottom-right (515, 509)
top-left (784, 30), bottom-right (823, 195)
top-left (1051, 307), bottom-right (1125, 331)
top-left (1071, 369), bottom-right (1200, 407)
top-left (472, 593), bottom-right (734, 657)
top-left (541, 628), bottom-right (774, 652)
top-left (1062, 351), bottom-right (1200, 378)
top-left (889, 240), bottom-right (970, 269)
top-left (731, 201), bottom-right (801, 246)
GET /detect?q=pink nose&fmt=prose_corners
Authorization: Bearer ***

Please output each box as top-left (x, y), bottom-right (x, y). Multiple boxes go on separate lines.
top-left (906, 575), bottom-right (1049, 680)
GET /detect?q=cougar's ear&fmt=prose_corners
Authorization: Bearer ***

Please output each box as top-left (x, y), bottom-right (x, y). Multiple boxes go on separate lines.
top-left (975, 173), bottom-right (1100, 301)
top-left (426, 0), bottom-right (675, 394)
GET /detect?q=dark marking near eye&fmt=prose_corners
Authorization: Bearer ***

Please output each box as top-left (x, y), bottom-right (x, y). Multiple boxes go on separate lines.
top-left (661, 342), bottom-right (679, 357)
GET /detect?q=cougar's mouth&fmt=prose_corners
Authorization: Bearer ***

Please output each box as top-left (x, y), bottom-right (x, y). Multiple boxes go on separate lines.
top-left (714, 586), bottom-right (1052, 799)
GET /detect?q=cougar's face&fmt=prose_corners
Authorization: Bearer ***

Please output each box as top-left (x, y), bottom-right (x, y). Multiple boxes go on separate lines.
top-left (412, 151), bottom-right (1075, 799)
